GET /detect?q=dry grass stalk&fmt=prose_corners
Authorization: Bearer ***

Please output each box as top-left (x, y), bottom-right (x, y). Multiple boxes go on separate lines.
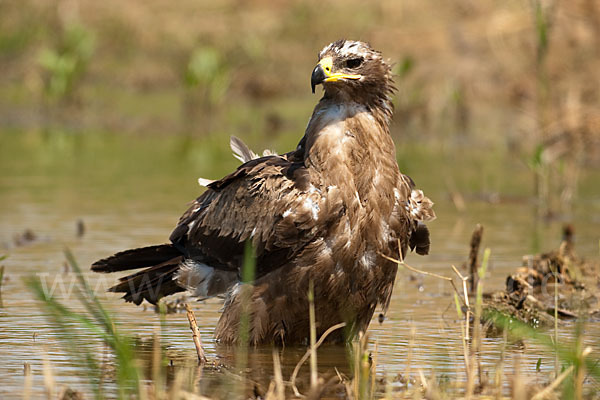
top-left (467, 248), bottom-right (490, 396)
top-left (384, 239), bottom-right (485, 396)
top-left (185, 303), bottom-right (207, 365)
top-left (453, 265), bottom-right (473, 394)
top-left (308, 280), bottom-right (318, 390)
top-left (575, 346), bottom-right (592, 400)
top-left (452, 265), bottom-right (471, 309)
top-left (177, 392), bottom-right (213, 400)
top-left (352, 332), bottom-right (370, 399)
top-left (553, 264), bottom-right (559, 379)
top-left (531, 365), bottom-right (574, 400)
top-left (168, 369), bottom-right (186, 400)
top-left (381, 241), bottom-right (468, 309)
top-left (264, 381), bottom-right (276, 400)
top-left (512, 353), bottom-right (525, 400)
top-left (271, 348), bottom-right (285, 400)
top-left (42, 348), bottom-right (56, 400)
top-left (405, 326), bottom-right (416, 390)
top-left (307, 375), bottom-right (341, 400)
top-left (23, 362), bottom-right (32, 400)
top-left (290, 322), bottom-right (346, 397)
top-left (353, 337), bottom-right (360, 398)
top-left (494, 328), bottom-right (508, 397)
top-left (152, 330), bottom-right (163, 398)
top-left (370, 340), bottom-right (378, 400)
top-left (0, 265), bottom-right (4, 307)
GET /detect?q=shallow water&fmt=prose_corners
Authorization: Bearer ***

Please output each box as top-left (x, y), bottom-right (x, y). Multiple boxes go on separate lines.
top-left (1, 131), bottom-right (599, 398)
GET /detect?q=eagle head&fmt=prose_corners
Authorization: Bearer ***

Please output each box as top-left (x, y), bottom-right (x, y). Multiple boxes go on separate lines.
top-left (311, 40), bottom-right (395, 104)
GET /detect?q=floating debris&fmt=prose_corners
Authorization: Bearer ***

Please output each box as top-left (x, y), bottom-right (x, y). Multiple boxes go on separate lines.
top-left (76, 219), bottom-right (85, 238)
top-left (58, 387), bottom-right (85, 400)
top-left (13, 229), bottom-right (37, 247)
top-left (154, 295), bottom-right (188, 314)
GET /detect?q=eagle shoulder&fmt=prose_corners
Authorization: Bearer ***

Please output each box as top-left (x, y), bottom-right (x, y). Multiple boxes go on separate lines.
top-left (169, 155), bottom-right (343, 279)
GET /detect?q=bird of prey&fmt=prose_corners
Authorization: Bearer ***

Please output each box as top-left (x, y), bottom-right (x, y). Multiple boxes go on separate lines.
top-left (92, 39), bottom-right (435, 345)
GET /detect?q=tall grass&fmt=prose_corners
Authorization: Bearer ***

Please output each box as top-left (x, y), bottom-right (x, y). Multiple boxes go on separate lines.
top-left (487, 312), bottom-right (600, 399)
top-left (23, 244), bottom-right (600, 399)
top-left (0, 255), bottom-right (6, 308)
top-left (26, 249), bottom-right (141, 398)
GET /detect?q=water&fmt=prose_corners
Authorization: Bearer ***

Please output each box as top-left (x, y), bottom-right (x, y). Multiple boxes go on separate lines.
top-left (1, 131), bottom-right (599, 398)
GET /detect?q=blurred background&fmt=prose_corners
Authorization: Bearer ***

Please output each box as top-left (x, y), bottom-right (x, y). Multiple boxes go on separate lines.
top-left (1, 0), bottom-right (600, 215)
top-left (1, 1), bottom-right (600, 397)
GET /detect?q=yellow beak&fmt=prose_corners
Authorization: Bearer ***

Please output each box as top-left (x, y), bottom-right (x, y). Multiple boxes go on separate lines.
top-left (320, 57), bottom-right (362, 82)
top-left (311, 56), bottom-right (362, 93)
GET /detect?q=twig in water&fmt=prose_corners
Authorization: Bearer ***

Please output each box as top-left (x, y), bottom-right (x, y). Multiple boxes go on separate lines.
top-left (290, 322), bottom-right (346, 397)
top-left (452, 264), bottom-right (472, 388)
top-left (185, 304), bottom-right (207, 365)
top-left (452, 265), bottom-right (471, 309)
top-left (381, 244), bottom-right (467, 309)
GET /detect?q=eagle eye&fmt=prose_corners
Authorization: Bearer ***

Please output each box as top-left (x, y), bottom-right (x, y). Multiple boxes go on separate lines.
top-left (345, 58), bottom-right (363, 69)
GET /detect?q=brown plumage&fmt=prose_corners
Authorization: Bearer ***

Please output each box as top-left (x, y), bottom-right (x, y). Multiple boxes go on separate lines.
top-left (92, 40), bottom-right (435, 344)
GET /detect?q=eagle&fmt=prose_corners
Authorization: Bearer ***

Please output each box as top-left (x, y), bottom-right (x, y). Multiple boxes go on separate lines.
top-left (92, 40), bottom-right (435, 345)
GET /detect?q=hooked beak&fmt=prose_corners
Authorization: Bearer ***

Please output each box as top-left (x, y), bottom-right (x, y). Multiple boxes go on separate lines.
top-left (310, 56), bottom-right (361, 93)
top-left (311, 64), bottom-right (326, 94)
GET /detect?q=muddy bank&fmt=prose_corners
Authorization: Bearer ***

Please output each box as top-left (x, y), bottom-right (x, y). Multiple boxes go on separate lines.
top-left (483, 226), bottom-right (600, 329)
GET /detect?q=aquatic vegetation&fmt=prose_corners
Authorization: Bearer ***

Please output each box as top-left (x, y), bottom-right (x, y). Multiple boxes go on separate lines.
top-left (26, 250), bottom-right (142, 398)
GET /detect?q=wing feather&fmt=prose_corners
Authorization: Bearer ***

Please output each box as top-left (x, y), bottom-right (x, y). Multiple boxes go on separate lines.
top-left (170, 155), bottom-right (325, 279)
top-left (230, 135), bottom-right (259, 163)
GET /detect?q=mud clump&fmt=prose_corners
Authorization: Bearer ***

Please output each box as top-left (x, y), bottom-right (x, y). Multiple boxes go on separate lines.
top-left (483, 226), bottom-right (600, 329)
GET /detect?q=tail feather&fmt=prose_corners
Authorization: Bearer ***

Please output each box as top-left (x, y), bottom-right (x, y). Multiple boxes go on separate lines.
top-left (410, 222), bottom-right (431, 256)
top-left (92, 244), bottom-right (185, 305)
top-left (91, 244), bottom-right (181, 273)
top-left (109, 258), bottom-right (185, 305)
